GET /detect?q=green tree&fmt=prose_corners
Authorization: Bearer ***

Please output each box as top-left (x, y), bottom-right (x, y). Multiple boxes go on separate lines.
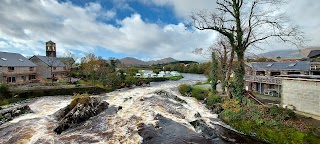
top-left (211, 52), bottom-right (218, 93)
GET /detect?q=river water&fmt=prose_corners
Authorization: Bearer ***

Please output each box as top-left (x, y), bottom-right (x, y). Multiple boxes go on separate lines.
top-left (0, 74), bottom-right (260, 144)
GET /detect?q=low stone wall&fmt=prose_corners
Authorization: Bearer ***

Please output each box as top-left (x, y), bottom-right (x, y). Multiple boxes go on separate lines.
top-left (281, 78), bottom-right (320, 116)
top-left (7, 86), bottom-right (109, 99)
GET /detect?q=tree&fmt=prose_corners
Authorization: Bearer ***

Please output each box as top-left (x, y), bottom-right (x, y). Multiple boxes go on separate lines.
top-left (191, 0), bottom-right (304, 99)
top-left (81, 53), bottom-right (101, 85)
top-left (194, 35), bottom-right (235, 97)
top-left (62, 52), bottom-right (77, 83)
top-left (211, 52), bottom-right (218, 93)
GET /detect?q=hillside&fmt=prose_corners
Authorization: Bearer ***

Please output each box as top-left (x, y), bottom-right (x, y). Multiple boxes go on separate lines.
top-left (120, 57), bottom-right (177, 66)
top-left (258, 47), bottom-right (320, 59)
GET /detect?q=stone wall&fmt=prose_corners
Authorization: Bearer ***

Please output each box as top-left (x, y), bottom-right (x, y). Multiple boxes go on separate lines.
top-left (282, 79), bottom-right (320, 116)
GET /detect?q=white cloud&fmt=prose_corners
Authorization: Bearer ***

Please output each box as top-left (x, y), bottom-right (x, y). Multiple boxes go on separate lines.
top-left (0, 0), bottom-right (214, 61)
top-left (140, 0), bottom-right (320, 51)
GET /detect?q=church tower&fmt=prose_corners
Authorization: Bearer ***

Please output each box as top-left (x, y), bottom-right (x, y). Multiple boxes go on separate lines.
top-left (46, 40), bottom-right (56, 57)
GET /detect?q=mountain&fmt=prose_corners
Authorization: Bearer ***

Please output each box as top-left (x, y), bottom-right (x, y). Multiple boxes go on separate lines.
top-left (147, 57), bottom-right (177, 65)
top-left (120, 57), bottom-right (177, 66)
top-left (257, 47), bottom-right (320, 59)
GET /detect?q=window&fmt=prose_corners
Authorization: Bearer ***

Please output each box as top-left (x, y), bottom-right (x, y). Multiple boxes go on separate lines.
top-left (288, 63), bottom-right (296, 67)
top-left (18, 59), bottom-right (24, 62)
top-left (271, 72), bottom-right (281, 76)
top-left (1, 58), bottom-right (7, 61)
top-left (29, 67), bottom-right (34, 71)
top-left (63, 66), bottom-right (66, 70)
top-left (21, 76), bottom-right (26, 81)
top-left (29, 75), bottom-right (36, 80)
top-left (7, 77), bottom-right (16, 83)
top-left (53, 67), bottom-right (57, 70)
top-left (8, 67), bottom-right (14, 72)
top-left (267, 63), bottom-right (273, 67)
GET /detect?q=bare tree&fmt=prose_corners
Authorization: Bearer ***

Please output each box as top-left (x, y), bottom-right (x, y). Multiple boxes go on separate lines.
top-left (62, 52), bottom-right (77, 83)
top-left (194, 35), bottom-right (235, 97)
top-left (191, 0), bottom-right (304, 98)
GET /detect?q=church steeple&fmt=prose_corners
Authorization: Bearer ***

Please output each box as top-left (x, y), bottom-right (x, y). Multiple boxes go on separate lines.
top-left (46, 40), bottom-right (56, 57)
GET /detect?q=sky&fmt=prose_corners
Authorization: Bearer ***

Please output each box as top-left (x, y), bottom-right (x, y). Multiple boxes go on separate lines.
top-left (0, 0), bottom-right (319, 62)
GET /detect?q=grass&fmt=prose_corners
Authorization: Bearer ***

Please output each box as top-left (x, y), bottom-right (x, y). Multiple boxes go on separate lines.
top-left (166, 75), bottom-right (184, 81)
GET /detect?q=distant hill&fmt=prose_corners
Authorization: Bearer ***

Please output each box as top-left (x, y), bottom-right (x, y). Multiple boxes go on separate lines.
top-left (257, 47), bottom-right (320, 59)
top-left (120, 57), bottom-right (177, 66)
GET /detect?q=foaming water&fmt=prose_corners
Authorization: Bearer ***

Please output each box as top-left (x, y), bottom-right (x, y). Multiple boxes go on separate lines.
top-left (0, 74), bottom-right (257, 143)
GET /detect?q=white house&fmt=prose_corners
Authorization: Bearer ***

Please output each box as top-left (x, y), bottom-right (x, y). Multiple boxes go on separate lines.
top-left (170, 71), bottom-right (180, 76)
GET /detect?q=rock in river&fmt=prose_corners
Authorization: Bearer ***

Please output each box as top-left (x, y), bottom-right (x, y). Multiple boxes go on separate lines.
top-left (53, 97), bottom-right (109, 134)
top-left (0, 105), bottom-right (33, 125)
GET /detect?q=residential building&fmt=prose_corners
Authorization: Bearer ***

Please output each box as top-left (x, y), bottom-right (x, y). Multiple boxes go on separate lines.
top-left (245, 61), bottom-right (311, 95)
top-left (29, 55), bottom-right (66, 81)
top-left (29, 40), bottom-right (66, 81)
top-left (307, 50), bottom-right (320, 75)
top-left (0, 52), bottom-right (38, 85)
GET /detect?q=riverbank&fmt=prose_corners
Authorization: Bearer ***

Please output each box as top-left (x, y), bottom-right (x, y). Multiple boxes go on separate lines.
top-left (0, 75), bottom-right (185, 107)
top-left (177, 83), bottom-right (320, 143)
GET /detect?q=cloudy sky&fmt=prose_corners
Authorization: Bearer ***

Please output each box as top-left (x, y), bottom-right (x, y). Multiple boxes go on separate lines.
top-left (0, 0), bottom-right (319, 61)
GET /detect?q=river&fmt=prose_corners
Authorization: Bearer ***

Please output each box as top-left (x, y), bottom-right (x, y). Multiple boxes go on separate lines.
top-left (0, 74), bottom-right (260, 144)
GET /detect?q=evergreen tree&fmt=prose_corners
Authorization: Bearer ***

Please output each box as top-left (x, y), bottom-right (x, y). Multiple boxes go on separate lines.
top-left (211, 52), bottom-right (218, 93)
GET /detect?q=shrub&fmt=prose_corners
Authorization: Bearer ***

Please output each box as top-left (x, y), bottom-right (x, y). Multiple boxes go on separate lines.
top-left (72, 93), bottom-right (89, 99)
top-left (178, 84), bottom-right (192, 96)
top-left (69, 93), bottom-right (91, 110)
top-left (0, 99), bottom-right (9, 106)
top-left (191, 88), bottom-right (209, 100)
top-left (206, 94), bottom-right (223, 106)
top-left (0, 84), bottom-right (9, 97)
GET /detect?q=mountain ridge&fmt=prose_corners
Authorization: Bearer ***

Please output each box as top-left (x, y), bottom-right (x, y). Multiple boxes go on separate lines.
top-left (120, 57), bottom-right (177, 66)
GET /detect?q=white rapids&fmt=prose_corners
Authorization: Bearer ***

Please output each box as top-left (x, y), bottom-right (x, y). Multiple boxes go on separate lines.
top-left (0, 74), bottom-right (253, 144)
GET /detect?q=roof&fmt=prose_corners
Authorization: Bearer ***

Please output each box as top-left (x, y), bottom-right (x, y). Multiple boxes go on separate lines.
top-left (307, 50), bottom-right (320, 58)
top-left (58, 57), bottom-right (75, 65)
top-left (31, 55), bottom-right (66, 67)
top-left (249, 61), bottom-right (310, 71)
top-left (0, 52), bottom-right (37, 67)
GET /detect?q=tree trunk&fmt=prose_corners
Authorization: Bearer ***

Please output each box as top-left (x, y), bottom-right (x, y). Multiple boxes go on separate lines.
top-left (211, 52), bottom-right (218, 93)
top-left (232, 51), bottom-right (245, 99)
top-left (225, 47), bottom-right (235, 98)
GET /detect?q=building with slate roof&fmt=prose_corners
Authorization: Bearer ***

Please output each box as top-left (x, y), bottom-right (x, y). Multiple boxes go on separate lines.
top-left (0, 52), bottom-right (38, 85)
top-left (306, 50), bottom-right (320, 75)
top-left (29, 41), bottom-right (67, 81)
top-left (245, 61), bottom-right (313, 96)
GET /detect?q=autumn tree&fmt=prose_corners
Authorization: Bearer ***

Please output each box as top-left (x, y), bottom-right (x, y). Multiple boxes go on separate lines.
top-left (191, 0), bottom-right (303, 99)
top-left (81, 53), bottom-right (101, 85)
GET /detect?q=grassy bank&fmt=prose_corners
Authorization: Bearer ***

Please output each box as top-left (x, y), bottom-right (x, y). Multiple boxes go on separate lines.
top-left (178, 84), bottom-right (320, 144)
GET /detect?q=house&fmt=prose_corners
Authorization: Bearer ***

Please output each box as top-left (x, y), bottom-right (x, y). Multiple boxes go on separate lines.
top-left (0, 52), bottom-right (38, 85)
top-left (29, 40), bottom-right (66, 81)
top-left (29, 55), bottom-right (66, 81)
top-left (307, 50), bottom-right (320, 75)
top-left (170, 71), bottom-right (181, 76)
top-left (245, 61), bottom-right (311, 96)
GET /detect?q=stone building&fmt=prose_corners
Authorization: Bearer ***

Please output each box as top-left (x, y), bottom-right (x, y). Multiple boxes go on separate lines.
top-left (307, 50), bottom-right (320, 75)
top-left (0, 52), bottom-right (38, 85)
top-left (29, 41), bottom-right (66, 81)
top-left (245, 61), bottom-right (311, 96)
top-left (281, 75), bottom-right (320, 117)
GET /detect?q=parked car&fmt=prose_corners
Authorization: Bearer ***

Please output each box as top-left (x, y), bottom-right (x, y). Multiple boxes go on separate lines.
top-left (264, 90), bottom-right (279, 96)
